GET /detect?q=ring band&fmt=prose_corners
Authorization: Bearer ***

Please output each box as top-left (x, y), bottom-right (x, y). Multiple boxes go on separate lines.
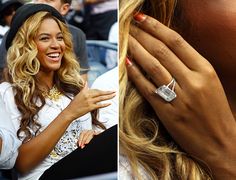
top-left (155, 78), bottom-right (177, 102)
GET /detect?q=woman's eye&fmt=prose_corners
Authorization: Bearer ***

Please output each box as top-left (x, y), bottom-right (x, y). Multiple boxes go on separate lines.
top-left (57, 36), bottom-right (64, 41)
top-left (39, 37), bottom-right (49, 41)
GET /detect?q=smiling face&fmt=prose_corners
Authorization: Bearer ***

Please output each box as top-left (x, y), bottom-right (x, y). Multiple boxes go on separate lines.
top-left (35, 18), bottom-right (65, 74)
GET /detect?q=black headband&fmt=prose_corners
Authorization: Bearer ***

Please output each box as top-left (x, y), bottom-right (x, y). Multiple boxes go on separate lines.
top-left (6, 3), bottom-right (66, 50)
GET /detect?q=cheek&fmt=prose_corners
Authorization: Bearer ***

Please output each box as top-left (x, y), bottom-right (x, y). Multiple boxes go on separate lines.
top-left (60, 42), bottom-right (66, 52)
top-left (192, 13), bottom-right (236, 52)
top-left (180, 2), bottom-right (236, 76)
top-left (36, 43), bottom-right (47, 53)
top-left (182, 1), bottom-right (236, 49)
top-left (189, 13), bottom-right (236, 49)
top-left (36, 44), bottom-right (47, 64)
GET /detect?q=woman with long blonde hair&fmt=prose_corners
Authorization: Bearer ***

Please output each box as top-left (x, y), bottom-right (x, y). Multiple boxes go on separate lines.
top-left (120, 0), bottom-right (236, 179)
top-left (0, 4), bottom-right (117, 179)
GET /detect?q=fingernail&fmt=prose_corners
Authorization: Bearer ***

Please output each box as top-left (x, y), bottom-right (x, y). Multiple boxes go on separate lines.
top-left (125, 57), bottom-right (132, 66)
top-left (134, 12), bottom-right (146, 22)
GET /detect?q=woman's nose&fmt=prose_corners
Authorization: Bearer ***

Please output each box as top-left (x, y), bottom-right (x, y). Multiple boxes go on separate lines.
top-left (50, 39), bottom-right (60, 48)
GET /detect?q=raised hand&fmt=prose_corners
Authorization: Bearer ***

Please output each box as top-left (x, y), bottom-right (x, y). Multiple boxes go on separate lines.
top-left (64, 82), bottom-right (116, 121)
top-left (126, 13), bottom-right (236, 178)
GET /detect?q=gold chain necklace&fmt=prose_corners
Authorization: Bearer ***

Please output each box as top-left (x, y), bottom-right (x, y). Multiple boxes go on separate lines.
top-left (42, 85), bottom-right (62, 101)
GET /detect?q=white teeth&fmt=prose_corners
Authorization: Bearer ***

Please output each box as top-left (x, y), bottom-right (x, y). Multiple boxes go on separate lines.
top-left (47, 53), bottom-right (60, 58)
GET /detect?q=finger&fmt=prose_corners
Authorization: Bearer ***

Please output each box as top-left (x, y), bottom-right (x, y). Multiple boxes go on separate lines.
top-left (80, 131), bottom-right (94, 148)
top-left (92, 92), bottom-right (116, 104)
top-left (79, 131), bottom-right (89, 148)
top-left (84, 131), bottom-right (94, 144)
top-left (89, 89), bottom-right (116, 98)
top-left (134, 13), bottom-right (209, 71)
top-left (130, 26), bottom-right (190, 82)
top-left (94, 102), bottom-right (111, 109)
top-left (78, 131), bottom-right (86, 147)
top-left (126, 59), bottom-right (177, 106)
top-left (128, 35), bottom-right (173, 87)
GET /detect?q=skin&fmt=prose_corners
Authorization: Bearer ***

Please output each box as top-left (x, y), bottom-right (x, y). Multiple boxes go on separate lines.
top-left (35, 18), bottom-right (65, 88)
top-left (126, 6), bottom-right (236, 180)
top-left (16, 18), bottom-right (116, 174)
top-left (4, 13), bottom-right (15, 27)
top-left (3, 7), bottom-right (16, 26)
top-left (34, 0), bottom-right (69, 16)
top-left (77, 129), bottom-right (100, 149)
top-left (180, 0), bottom-right (236, 114)
top-left (85, 0), bottom-right (106, 4)
top-left (34, 0), bottom-right (88, 81)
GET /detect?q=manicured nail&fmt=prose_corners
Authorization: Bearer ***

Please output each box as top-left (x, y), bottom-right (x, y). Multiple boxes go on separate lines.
top-left (125, 57), bottom-right (132, 66)
top-left (134, 12), bottom-right (146, 22)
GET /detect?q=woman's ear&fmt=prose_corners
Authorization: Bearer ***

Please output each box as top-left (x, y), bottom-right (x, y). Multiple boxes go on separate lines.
top-left (59, 3), bottom-right (70, 16)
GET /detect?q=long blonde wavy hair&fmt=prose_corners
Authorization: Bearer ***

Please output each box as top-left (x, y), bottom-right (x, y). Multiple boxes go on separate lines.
top-left (119, 0), bottom-right (211, 179)
top-left (4, 11), bottom-right (105, 142)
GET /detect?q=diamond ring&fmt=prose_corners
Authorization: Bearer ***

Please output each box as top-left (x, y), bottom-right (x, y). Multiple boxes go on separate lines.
top-left (155, 78), bottom-right (177, 102)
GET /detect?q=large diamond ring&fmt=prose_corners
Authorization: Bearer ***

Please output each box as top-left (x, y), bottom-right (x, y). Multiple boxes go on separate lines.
top-left (155, 78), bottom-right (177, 102)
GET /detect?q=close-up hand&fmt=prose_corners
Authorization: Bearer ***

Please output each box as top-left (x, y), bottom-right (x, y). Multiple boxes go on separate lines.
top-left (77, 129), bottom-right (100, 149)
top-left (127, 13), bottom-right (236, 177)
top-left (64, 82), bottom-right (116, 121)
